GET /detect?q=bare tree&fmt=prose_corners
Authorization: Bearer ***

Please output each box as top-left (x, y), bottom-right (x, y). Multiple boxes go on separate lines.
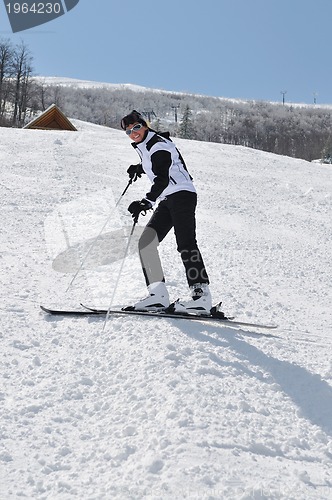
top-left (0, 38), bottom-right (14, 121)
top-left (11, 41), bottom-right (33, 126)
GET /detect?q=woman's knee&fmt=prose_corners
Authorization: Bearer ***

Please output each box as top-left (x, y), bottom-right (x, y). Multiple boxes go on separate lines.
top-left (139, 227), bottom-right (159, 252)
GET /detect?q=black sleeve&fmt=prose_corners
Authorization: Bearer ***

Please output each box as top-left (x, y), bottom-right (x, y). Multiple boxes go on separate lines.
top-left (145, 150), bottom-right (172, 202)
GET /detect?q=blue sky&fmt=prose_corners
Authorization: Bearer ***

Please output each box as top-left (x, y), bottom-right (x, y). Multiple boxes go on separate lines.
top-left (1, 0), bottom-right (331, 104)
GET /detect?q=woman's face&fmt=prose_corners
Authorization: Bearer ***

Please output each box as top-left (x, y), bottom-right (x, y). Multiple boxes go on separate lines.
top-left (125, 122), bottom-right (148, 143)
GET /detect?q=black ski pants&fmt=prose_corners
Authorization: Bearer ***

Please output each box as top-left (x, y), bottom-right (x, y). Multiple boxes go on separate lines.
top-left (138, 190), bottom-right (209, 287)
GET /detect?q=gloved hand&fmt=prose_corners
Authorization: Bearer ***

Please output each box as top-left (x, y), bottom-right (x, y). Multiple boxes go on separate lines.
top-left (128, 199), bottom-right (152, 221)
top-left (127, 164), bottom-right (143, 182)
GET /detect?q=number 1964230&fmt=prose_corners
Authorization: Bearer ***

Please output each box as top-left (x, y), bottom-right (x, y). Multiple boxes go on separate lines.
top-left (6, 2), bottom-right (62, 14)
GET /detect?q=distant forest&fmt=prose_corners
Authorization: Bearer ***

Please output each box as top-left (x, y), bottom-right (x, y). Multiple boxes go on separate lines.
top-left (1, 38), bottom-right (332, 163)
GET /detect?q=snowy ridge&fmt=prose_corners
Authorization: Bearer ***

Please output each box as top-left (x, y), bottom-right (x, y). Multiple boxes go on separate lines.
top-left (36, 76), bottom-right (332, 108)
top-left (35, 76), bottom-right (151, 93)
top-left (1, 120), bottom-right (332, 499)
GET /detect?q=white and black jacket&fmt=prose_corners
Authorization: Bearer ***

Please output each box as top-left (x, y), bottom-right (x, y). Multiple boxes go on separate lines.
top-left (132, 129), bottom-right (196, 204)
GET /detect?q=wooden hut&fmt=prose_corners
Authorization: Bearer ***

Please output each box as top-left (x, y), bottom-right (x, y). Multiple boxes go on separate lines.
top-left (24, 104), bottom-right (77, 131)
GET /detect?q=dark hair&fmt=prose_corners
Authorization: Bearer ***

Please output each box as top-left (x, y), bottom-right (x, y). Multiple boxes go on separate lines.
top-left (120, 110), bottom-right (147, 130)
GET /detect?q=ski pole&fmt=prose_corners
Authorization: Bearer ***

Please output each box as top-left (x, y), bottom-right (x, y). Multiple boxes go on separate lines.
top-left (66, 178), bottom-right (133, 292)
top-left (103, 215), bottom-right (138, 330)
top-left (118, 178), bottom-right (133, 199)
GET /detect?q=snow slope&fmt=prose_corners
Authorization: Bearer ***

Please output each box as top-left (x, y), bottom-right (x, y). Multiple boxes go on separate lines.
top-left (35, 76), bottom-right (152, 93)
top-left (36, 76), bottom-right (332, 109)
top-left (1, 120), bottom-right (332, 499)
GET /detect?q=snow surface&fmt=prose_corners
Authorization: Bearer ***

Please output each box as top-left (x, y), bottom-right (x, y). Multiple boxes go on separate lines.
top-left (1, 120), bottom-right (332, 499)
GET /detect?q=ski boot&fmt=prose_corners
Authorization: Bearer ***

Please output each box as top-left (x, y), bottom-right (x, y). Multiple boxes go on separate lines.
top-left (124, 281), bottom-right (170, 312)
top-left (167, 283), bottom-right (212, 316)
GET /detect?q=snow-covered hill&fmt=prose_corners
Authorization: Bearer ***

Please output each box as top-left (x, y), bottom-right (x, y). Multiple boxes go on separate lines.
top-left (35, 76), bottom-right (152, 93)
top-left (1, 120), bottom-right (332, 499)
top-left (34, 76), bottom-right (245, 101)
top-left (36, 76), bottom-right (332, 109)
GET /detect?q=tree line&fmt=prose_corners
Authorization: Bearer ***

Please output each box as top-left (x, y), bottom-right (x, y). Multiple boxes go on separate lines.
top-left (34, 83), bottom-right (332, 162)
top-left (1, 37), bottom-right (332, 162)
top-left (0, 39), bottom-right (34, 127)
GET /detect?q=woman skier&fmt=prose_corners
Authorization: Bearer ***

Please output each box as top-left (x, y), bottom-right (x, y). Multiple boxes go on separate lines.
top-left (121, 110), bottom-right (212, 315)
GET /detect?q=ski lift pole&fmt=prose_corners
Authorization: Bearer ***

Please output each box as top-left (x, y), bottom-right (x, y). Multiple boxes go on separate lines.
top-left (66, 178), bottom-right (133, 292)
top-left (103, 215), bottom-right (138, 330)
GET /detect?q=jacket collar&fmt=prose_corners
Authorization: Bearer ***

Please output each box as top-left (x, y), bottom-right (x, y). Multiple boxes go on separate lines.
top-left (131, 129), bottom-right (153, 148)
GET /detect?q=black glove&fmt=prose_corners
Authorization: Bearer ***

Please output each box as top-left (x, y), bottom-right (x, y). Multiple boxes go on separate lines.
top-left (128, 199), bottom-right (152, 221)
top-left (127, 164), bottom-right (143, 182)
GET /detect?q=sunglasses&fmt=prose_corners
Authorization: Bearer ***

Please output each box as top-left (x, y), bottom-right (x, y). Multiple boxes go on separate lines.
top-left (125, 123), bottom-right (144, 135)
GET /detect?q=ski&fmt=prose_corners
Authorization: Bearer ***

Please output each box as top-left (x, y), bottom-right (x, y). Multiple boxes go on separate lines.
top-left (40, 305), bottom-right (103, 316)
top-left (40, 305), bottom-right (278, 330)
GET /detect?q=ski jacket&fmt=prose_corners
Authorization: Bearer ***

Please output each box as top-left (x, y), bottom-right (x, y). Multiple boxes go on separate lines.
top-left (132, 129), bottom-right (196, 203)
